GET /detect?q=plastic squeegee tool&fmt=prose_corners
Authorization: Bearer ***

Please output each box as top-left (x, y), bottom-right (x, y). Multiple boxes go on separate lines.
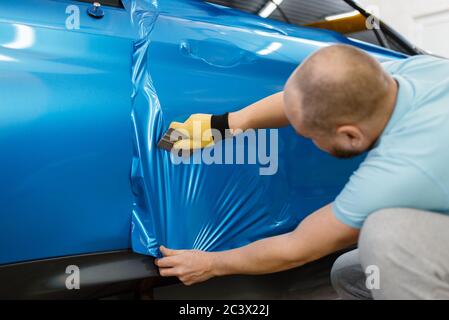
top-left (157, 127), bottom-right (189, 153)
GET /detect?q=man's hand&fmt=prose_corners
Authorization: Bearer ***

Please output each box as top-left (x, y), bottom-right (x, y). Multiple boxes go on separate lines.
top-left (165, 92), bottom-right (288, 151)
top-left (155, 246), bottom-right (217, 286)
top-left (169, 114), bottom-right (214, 151)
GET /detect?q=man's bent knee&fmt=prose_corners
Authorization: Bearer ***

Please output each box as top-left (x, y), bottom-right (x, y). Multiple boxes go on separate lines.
top-left (357, 208), bottom-right (442, 299)
top-left (330, 249), bottom-right (372, 300)
top-left (359, 208), bottom-right (409, 261)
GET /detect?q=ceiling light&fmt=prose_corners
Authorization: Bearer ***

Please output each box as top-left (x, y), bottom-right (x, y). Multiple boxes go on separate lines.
top-left (325, 10), bottom-right (359, 21)
top-left (258, 0), bottom-right (284, 18)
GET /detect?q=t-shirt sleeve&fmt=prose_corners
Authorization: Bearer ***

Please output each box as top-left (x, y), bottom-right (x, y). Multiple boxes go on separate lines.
top-left (332, 155), bottom-right (448, 229)
top-left (381, 59), bottom-right (402, 73)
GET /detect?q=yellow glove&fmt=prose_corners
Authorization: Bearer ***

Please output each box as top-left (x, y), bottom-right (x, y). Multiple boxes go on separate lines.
top-left (170, 113), bottom-right (229, 150)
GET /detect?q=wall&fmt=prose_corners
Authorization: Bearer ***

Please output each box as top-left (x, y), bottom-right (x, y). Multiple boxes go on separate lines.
top-left (358, 0), bottom-right (449, 57)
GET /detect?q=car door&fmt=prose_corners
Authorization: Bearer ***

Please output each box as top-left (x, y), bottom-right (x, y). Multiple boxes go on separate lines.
top-left (0, 0), bottom-right (135, 264)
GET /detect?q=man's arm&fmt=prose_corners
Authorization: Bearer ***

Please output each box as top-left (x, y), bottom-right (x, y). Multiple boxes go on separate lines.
top-left (228, 91), bottom-right (289, 131)
top-left (167, 92), bottom-right (289, 151)
top-left (155, 204), bottom-right (359, 285)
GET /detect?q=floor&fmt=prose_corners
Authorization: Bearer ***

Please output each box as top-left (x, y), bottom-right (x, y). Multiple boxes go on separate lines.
top-left (153, 251), bottom-right (346, 300)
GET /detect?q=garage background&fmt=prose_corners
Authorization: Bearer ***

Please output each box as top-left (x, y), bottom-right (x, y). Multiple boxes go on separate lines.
top-left (207, 0), bottom-right (449, 57)
top-left (359, 0), bottom-right (449, 57)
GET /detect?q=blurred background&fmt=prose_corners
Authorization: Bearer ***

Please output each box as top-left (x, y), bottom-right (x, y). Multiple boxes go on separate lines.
top-left (207, 0), bottom-right (449, 57)
top-left (358, 0), bottom-right (449, 57)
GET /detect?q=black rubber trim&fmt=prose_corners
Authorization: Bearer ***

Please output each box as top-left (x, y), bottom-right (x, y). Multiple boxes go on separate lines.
top-left (0, 250), bottom-right (160, 300)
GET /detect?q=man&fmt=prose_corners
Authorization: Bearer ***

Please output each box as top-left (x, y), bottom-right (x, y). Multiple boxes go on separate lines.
top-left (155, 44), bottom-right (449, 299)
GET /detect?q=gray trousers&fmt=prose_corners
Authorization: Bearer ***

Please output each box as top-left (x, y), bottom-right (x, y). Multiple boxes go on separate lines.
top-left (330, 208), bottom-right (449, 299)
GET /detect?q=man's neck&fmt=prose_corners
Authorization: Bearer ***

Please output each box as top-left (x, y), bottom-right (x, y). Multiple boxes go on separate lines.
top-left (371, 76), bottom-right (399, 140)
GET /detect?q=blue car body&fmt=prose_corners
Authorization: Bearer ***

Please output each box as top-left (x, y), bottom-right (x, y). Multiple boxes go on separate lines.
top-left (0, 0), bottom-right (407, 296)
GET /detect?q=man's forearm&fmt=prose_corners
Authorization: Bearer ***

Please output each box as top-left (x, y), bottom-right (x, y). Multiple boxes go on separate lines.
top-left (211, 233), bottom-right (303, 276)
top-left (210, 204), bottom-right (359, 277)
top-left (228, 91), bottom-right (289, 131)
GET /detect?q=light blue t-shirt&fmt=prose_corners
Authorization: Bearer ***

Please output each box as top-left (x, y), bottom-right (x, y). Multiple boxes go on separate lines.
top-left (333, 55), bottom-right (449, 229)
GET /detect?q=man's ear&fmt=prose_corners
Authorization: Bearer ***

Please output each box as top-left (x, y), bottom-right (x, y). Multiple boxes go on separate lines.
top-left (336, 125), bottom-right (364, 148)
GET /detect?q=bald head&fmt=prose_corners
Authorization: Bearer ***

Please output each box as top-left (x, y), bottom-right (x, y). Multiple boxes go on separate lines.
top-left (283, 44), bottom-right (397, 158)
top-left (284, 44), bottom-right (391, 135)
